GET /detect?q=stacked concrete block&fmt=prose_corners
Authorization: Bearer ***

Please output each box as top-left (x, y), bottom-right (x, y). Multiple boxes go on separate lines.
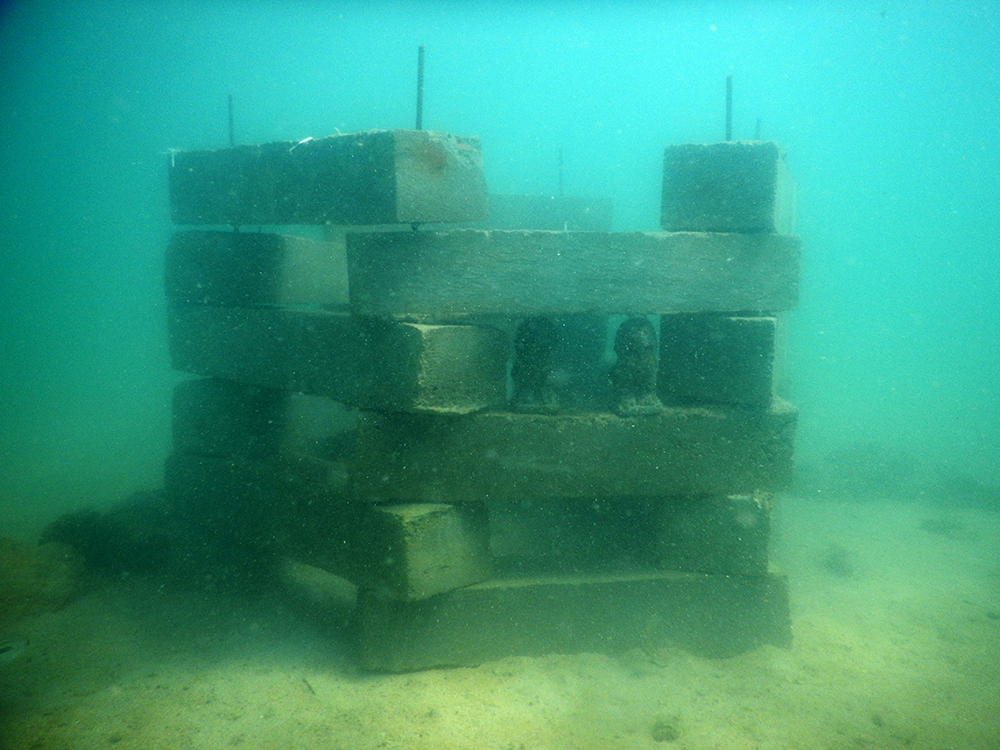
top-left (166, 230), bottom-right (348, 308)
top-left (654, 493), bottom-right (772, 576)
top-left (162, 130), bottom-right (800, 671)
top-left (356, 569), bottom-right (792, 672)
top-left (167, 378), bottom-right (492, 600)
top-left (164, 130), bottom-right (497, 605)
top-left (167, 305), bottom-right (507, 414)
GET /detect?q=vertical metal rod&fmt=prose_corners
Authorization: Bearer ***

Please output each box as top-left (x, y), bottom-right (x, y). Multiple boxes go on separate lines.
top-left (557, 148), bottom-right (564, 197)
top-left (415, 45), bottom-right (425, 130)
top-left (754, 117), bottom-right (762, 140)
top-left (725, 75), bottom-right (733, 141)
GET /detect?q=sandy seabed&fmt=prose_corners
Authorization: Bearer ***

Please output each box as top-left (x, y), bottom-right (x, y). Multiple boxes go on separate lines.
top-left (1, 495), bottom-right (998, 750)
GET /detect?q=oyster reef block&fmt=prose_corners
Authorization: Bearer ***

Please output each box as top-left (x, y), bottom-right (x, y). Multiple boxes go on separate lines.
top-left (169, 129), bottom-right (488, 226)
top-left (662, 141), bottom-right (795, 233)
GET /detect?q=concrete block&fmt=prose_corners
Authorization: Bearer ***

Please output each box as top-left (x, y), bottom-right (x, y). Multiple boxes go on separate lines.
top-left (169, 129), bottom-right (487, 226)
top-left (172, 378), bottom-right (286, 460)
top-left (485, 194), bottom-right (614, 231)
top-left (655, 494), bottom-right (771, 575)
top-left (354, 569), bottom-right (792, 671)
top-left (347, 504), bottom-right (492, 601)
top-left (659, 314), bottom-right (776, 407)
top-left (351, 402), bottom-right (796, 503)
top-left (167, 305), bottom-right (507, 414)
top-left (662, 141), bottom-right (795, 233)
top-left (348, 230), bottom-right (800, 320)
top-left (165, 230), bottom-right (348, 307)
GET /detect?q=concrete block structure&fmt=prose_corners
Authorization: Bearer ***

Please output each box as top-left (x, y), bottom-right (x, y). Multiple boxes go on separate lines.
top-left (162, 129), bottom-right (801, 671)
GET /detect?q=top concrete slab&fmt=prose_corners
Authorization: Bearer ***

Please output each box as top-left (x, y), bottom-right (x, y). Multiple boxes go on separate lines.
top-left (169, 129), bottom-right (488, 226)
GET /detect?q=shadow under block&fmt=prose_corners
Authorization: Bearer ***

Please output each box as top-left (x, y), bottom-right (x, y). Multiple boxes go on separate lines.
top-left (168, 305), bottom-right (507, 414)
top-left (166, 230), bottom-right (348, 308)
top-left (165, 451), bottom-right (489, 600)
top-left (354, 569), bottom-right (792, 671)
top-left (351, 403), bottom-right (796, 503)
top-left (659, 314), bottom-right (776, 408)
top-left (169, 129), bottom-right (488, 226)
top-left (655, 494), bottom-right (771, 576)
top-left (348, 230), bottom-right (800, 319)
top-left (662, 141), bottom-right (796, 234)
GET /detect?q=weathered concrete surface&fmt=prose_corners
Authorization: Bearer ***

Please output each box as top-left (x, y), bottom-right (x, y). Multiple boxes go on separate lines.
top-left (485, 194), bottom-right (614, 231)
top-left (351, 402), bottom-right (797, 503)
top-left (168, 305), bottom-right (507, 414)
top-left (169, 129), bottom-right (487, 226)
top-left (348, 230), bottom-right (800, 320)
top-left (659, 314), bottom-right (776, 408)
top-left (165, 231), bottom-right (348, 307)
top-left (655, 493), bottom-right (771, 576)
top-left (662, 141), bottom-right (796, 233)
top-left (355, 568), bottom-right (792, 671)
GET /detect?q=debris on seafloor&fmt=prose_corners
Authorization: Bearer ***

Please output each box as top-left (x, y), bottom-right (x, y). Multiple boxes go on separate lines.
top-left (818, 543), bottom-right (855, 579)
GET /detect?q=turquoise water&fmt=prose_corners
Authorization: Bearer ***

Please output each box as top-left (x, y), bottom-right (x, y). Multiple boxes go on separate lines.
top-left (1, 1), bottom-right (997, 521)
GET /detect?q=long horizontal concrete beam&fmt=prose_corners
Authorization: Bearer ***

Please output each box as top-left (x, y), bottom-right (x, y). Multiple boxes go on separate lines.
top-left (352, 402), bottom-right (796, 502)
top-left (349, 230), bottom-right (800, 319)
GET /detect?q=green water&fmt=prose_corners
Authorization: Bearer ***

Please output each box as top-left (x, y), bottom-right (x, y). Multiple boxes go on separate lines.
top-left (1, 1), bottom-right (997, 522)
